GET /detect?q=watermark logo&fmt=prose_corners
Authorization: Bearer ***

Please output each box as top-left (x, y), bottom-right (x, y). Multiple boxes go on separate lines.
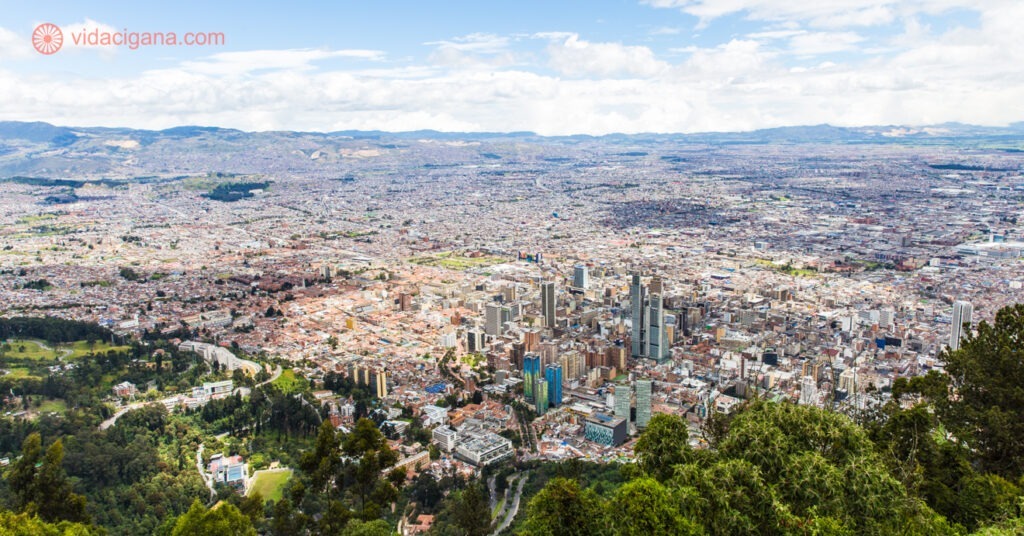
top-left (32, 23), bottom-right (63, 55)
top-left (30, 23), bottom-right (225, 54)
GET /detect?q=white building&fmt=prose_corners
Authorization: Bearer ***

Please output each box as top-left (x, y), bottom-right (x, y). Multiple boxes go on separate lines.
top-left (432, 426), bottom-right (458, 452)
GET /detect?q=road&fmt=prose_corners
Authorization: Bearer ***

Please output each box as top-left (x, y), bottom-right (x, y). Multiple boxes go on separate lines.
top-left (259, 365), bottom-right (283, 386)
top-left (492, 472), bottom-right (528, 535)
top-left (196, 443), bottom-right (216, 502)
top-left (98, 401), bottom-right (150, 430)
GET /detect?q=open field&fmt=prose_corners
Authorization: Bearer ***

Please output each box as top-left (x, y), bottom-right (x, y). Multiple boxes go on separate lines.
top-left (2, 339), bottom-right (57, 360)
top-left (64, 340), bottom-right (131, 359)
top-left (248, 469), bottom-right (292, 503)
top-left (407, 251), bottom-right (506, 271)
top-left (271, 369), bottom-right (307, 393)
top-left (36, 398), bottom-right (68, 414)
top-left (1, 367), bottom-right (36, 379)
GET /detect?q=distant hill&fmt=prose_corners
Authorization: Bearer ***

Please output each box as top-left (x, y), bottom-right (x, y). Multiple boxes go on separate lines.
top-left (0, 120), bottom-right (1022, 178)
top-left (2, 120), bottom-right (1024, 145)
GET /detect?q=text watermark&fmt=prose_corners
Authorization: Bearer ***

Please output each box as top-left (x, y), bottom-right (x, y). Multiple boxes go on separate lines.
top-left (32, 23), bottom-right (226, 54)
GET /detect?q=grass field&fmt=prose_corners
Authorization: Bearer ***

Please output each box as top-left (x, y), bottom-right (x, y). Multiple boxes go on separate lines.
top-left (408, 251), bottom-right (506, 271)
top-left (248, 469), bottom-right (292, 503)
top-left (36, 399), bottom-right (68, 414)
top-left (63, 340), bottom-right (130, 359)
top-left (3, 339), bottom-right (57, 360)
top-left (272, 370), bottom-right (307, 394)
top-left (1, 367), bottom-right (36, 379)
top-left (2, 339), bottom-right (130, 361)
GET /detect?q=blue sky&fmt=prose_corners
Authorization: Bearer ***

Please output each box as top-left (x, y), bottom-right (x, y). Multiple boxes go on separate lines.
top-left (0, 1), bottom-right (1019, 134)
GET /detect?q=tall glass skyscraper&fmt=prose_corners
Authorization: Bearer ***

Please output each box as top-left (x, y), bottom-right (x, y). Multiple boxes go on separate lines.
top-left (535, 377), bottom-right (548, 415)
top-left (573, 265), bottom-right (589, 289)
top-left (523, 353), bottom-right (541, 401)
top-left (614, 383), bottom-right (631, 423)
top-left (630, 274), bottom-right (647, 359)
top-left (541, 281), bottom-right (555, 328)
top-left (635, 379), bottom-right (652, 428)
top-left (545, 363), bottom-right (563, 407)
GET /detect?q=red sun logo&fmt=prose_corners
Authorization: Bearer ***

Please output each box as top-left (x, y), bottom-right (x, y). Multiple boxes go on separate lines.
top-left (32, 23), bottom-right (63, 55)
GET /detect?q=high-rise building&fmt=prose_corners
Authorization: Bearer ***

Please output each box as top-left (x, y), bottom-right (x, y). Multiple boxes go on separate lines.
top-left (950, 300), bottom-right (973, 351)
top-left (466, 329), bottom-right (485, 353)
top-left (523, 353), bottom-right (541, 401)
top-left (535, 377), bottom-right (548, 415)
top-left (614, 383), bottom-right (631, 423)
top-left (522, 329), bottom-right (540, 352)
top-left (799, 375), bottom-right (817, 405)
top-left (647, 293), bottom-right (667, 362)
top-left (573, 265), bottom-right (590, 289)
top-left (371, 369), bottom-right (389, 399)
top-left (649, 275), bottom-right (664, 295)
top-left (545, 363), bottom-right (563, 407)
top-left (629, 274), bottom-right (647, 358)
top-left (485, 303), bottom-right (501, 337)
top-left (541, 281), bottom-right (556, 328)
top-left (630, 274), bottom-right (670, 362)
top-left (485, 303), bottom-right (512, 337)
top-left (635, 379), bottom-right (652, 428)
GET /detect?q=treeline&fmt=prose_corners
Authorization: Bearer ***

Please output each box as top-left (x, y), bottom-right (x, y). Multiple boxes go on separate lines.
top-left (1, 405), bottom-right (207, 535)
top-left (0, 316), bottom-right (113, 345)
top-left (203, 181), bottom-right (271, 202)
top-left (196, 385), bottom-right (321, 439)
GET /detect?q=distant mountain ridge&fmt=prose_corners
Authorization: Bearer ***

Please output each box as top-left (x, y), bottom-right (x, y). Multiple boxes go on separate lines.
top-left (2, 120), bottom-right (1024, 145)
top-left (1, 120), bottom-right (1022, 179)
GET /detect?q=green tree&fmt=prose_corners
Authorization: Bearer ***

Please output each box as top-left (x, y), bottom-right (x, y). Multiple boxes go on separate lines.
top-left (170, 500), bottom-right (256, 536)
top-left (521, 477), bottom-right (605, 536)
top-left (0, 510), bottom-right (100, 536)
top-left (434, 482), bottom-right (491, 536)
top-left (301, 420), bottom-right (340, 492)
top-left (941, 303), bottom-right (1024, 477)
top-left (607, 478), bottom-right (702, 536)
top-left (6, 434), bottom-right (88, 524)
top-left (340, 519), bottom-right (391, 536)
top-left (634, 413), bottom-right (697, 482)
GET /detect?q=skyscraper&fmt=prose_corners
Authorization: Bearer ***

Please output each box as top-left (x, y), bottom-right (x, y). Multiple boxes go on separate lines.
top-left (541, 281), bottom-right (556, 328)
top-left (545, 363), bottom-right (563, 407)
top-left (635, 379), bottom-right (652, 428)
top-left (950, 300), bottom-right (973, 351)
top-left (523, 353), bottom-right (541, 401)
top-left (799, 375), bottom-right (817, 405)
top-left (647, 292), bottom-right (667, 362)
top-left (485, 303), bottom-right (501, 337)
top-left (630, 274), bottom-right (647, 359)
top-left (485, 303), bottom-right (511, 337)
top-left (535, 377), bottom-right (549, 415)
top-left (630, 274), bottom-right (669, 363)
top-left (573, 265), bottom-right (590, 289)
top-left (614, 383), bottom-right (631, 423)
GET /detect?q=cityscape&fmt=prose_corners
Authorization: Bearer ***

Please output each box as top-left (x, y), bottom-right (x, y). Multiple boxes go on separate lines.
top-left (1, 2), bottom-right (1024, 535)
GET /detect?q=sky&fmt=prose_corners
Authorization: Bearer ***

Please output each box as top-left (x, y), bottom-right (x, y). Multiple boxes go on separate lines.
top-left (0, 0), bottom-right (1022, 135)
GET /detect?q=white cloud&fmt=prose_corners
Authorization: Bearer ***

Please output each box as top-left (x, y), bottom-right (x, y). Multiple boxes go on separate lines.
top-left (541, 33), bottom-right (669, 78)
top-left (788, 31), bottom-right (864, 55)
top-left (0, 26), bottom-right (32, 59)
top-left (425, 33), bottom-right (521, 69)
top-left (649, 26), bottom-right (682, 35)
top-left (641, 0), bottom-right (987, 28)
top-left (425, 33), bottom-right (510, 54)
top-left (179, 48), bottom-right (385, 76)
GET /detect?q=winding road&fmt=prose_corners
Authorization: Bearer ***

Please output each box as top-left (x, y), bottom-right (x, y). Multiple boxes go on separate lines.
top-left (492, 472), bottom-right (528, 535)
